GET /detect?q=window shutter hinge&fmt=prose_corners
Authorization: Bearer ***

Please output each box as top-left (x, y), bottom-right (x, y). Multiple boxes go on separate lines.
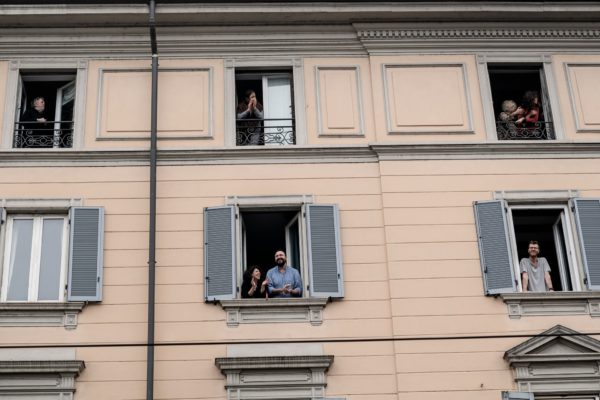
top-left (571, 205), bottom-right (576, 212)
top-left (97, 276), bottom-right (100, 282)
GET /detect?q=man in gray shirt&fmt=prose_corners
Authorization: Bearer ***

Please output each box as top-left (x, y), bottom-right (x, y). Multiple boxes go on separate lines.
top-left (520, 240), bottom-right (554, 292)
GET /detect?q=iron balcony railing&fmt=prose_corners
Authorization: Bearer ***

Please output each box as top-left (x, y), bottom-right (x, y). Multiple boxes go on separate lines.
top-left (496, 120), bottom-right (555, 140)
top-left (236, 118), bottom-right (295, 146)
top-left (14, 121), bottom-right (73, 148)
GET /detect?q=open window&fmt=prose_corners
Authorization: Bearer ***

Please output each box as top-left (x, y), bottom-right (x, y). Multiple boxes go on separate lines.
top-left (474, 199), bottom-right (600, 295)
top-left (0, 207), bottom-right (104, 303)
top-left (235, 70), bottom-right (295, 146)
top-left (488, 64), bottom-right (554, 140)
top-left (14, 71), bottom-right (76, 149)
top-left (204, 203), bottom-right (343, 301)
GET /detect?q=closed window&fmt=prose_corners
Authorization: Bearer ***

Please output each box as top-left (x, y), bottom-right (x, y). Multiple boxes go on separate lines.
top-left (204, 203), bottom-right (343, 301)
top-left (474, 198), bottom-right (600, 294)
top-left (0, 207), bottom-right (104, 302)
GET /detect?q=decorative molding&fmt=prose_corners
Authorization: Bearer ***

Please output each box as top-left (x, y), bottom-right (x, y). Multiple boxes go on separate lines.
top-left (357, 28), bottom-right (600, 41)
top-left (501, 292), bottom-right (600, 319)
top-left (226, 195), bottom-right (314, 207)
top-left (215, 355), bottom-right (333, 400)
top-left (493, 190), bottom-right (580, 202)
top-left (0, 360), bottom-right (85, 374)
top-left (564, 63), bottom-right (600, 133)
top-left (219, 298), bottom-right (328, 327)
top-left (0, 198), bottom-right (83, 210)
top-left (505, 325), bottom-right (600, 393)
top-left (0, 302), bottom-right (86, 329)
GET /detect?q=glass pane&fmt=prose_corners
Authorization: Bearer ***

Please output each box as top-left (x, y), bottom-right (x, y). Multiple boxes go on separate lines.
top-left (7, 219), bottom-right (34, 301)
top-left (38, 219), bottom-right (64, 301)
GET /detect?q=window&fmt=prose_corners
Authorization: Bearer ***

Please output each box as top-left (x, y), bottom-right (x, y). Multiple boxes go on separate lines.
top-left (14, 71), bottom-right (76, 148)
top-left (235, 70), bottom-right (295, 146)
top-left (0, 207), bottom-right (104, 303)
top-left (473, 198), bottom-right (600, 295)
top-left (203, 202), bottom-right (343, 301)
top-left (488, 64), bottom-right (554, 140)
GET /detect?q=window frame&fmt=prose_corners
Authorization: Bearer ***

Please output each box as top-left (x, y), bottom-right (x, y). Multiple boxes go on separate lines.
top-left (0, 213), bottom-right (70, 303)
top-left (476, 54), bottom-right (564, 141)
top-left (1, 60), bottom-right (88, 150)
top-left (225, 58), bottom-right (306, 147)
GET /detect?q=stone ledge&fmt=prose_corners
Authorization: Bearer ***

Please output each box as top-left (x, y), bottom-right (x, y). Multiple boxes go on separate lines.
top-left (0, 302), bottom-right (86, 329)
top-left (219, 298), bottom-right (329, 327)
top-left (0, 360), bottom-right (85, 374)
top-left (501, 292), bottom-right (600, 319)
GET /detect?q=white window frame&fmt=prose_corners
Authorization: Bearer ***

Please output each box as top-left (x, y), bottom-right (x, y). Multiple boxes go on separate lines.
top-left (506, 203), bottom-right (583, 292)
top-left (225, 58), bottom-right (306, 146)
top-left (476, 54), bottom-right (564, 141)
top-left (0, 214), bottom-right (70, 302)
top-left (1, 59), bottom-right (88, 150)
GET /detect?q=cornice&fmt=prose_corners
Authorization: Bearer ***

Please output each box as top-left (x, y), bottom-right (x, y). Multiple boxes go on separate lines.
top-left (2, 142), bottom-right (600, 166)
top-left (0, 360), bottom-right (85, 374)
top-left (215, 355), bottom-right (334, 372)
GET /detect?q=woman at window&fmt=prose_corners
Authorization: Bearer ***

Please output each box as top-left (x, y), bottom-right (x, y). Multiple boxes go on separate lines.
top-left (515, 90), bottom-right (541, 125)
top-left (241, 265), bottom-right (268, 299)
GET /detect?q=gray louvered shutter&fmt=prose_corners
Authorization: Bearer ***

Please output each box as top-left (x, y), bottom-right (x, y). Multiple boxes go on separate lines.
top-left (573, 198), bottom-right (600, 290)
top-left (204, 206), bottom-right (236, 301)
top-left (474, 200), bottom-right (516, 295)
top-left (502, 392), bottom-right (534, 400)
top-left (68, 207), bottom-right (104, 301)
top-left (306, 204), bottom-right (343, 298)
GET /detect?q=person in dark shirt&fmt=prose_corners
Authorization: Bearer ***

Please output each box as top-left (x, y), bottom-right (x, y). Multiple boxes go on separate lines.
top-left (20, 97), bottom-right (52, 147)
top-left (241, 265), bottom-right (268, 299)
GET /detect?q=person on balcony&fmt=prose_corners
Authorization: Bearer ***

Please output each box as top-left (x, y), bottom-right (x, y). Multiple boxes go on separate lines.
top-left (236, 90), bottom-right (264, 145)
top-left (266, 250), bottom-right (302, 298)
top-left (241, 265), bottom-right (268, 299)
top-left (520, 241), bottom-right (554, 292)
top-left (515, 90), bottom-right (540, 125)
top-left (20, 96), bottom-right (52, 148)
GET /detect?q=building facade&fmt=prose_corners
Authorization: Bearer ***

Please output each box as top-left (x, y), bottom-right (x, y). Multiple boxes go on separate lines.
top-left (1, 1), bottom-right (600, 399)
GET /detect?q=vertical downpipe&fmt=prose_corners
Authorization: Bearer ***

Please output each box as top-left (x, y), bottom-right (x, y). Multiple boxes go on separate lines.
top-left (147, 1), bottom-right (158, 400)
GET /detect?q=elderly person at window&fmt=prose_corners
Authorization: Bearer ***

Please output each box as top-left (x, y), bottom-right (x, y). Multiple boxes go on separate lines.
top-left (20, 96), bottom-right (52, 148)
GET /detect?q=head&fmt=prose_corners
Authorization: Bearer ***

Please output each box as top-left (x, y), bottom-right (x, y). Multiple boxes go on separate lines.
top-left (32, 97), bottom-right (45, 112)
top-left (274, 250), bottom-right (287, 267)
top-left (527, 241), bottom-right (540, 257)
top-left (245, 90), bottom-right (257, 103)
top-left (501, 99), bottom-right (517, 113)
top-left (522, 91), bottom-right (540, 108)
top-left (245, 265), bottom-right (261, 280)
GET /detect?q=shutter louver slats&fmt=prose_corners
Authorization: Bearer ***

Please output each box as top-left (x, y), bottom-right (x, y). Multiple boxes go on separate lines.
top-left (307, 204), bottom-right (343, 298)
top-left (68, 207), bottom-right (103, 301)
top-left (204, 206), bottom-right (236, 301)
top-left (474, 201), bottom-right (516, 295)
top-left (573, 199), bottom-right (600, 290)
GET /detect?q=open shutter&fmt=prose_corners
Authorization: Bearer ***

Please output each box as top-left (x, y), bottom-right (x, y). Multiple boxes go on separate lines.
top-left (68, 207), bottom-right (104, 301)
top-left (204, 206), bottom-right (236, 301)
top-left (474, 200), bottom-right (516, 295)
top-left (573, 198), bottom-right (600, 290)
top-left (306, 204), bottom-right (343, 298)
top-left (502, 392), bottom-right (534, 400)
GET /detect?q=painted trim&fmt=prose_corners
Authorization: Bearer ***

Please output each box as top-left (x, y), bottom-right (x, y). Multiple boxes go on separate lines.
top-left (220, 298), bottom-right (327, 327)
top-left (382, 63), bottom-right (474, 135)
top-left (0, 302), bottom-right (86, 329)
top-left (226, 194), bottom-right (314, 207)
top-left (314, 65), bottom-right (365, 137)
top-left (501, 292), bottom-right (600, 318)
top-left (494, 190), bottom-right (580, 202)
top-left (95, 67), bottom-right (214, 141)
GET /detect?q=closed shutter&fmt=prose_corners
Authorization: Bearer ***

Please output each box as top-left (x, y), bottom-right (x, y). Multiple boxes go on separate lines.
top-left (306, 204), bottom-right (343, 298)
top-left (502, 392), bottom-right (534, 400)
top-left (204, 206), bottom-right (236, 301)
top-left (68, 207), bottom-right (104, 301)
top-left (474, 200), bottom-right (516, 295)
top-left (573, 199), bottom-right (600, 290)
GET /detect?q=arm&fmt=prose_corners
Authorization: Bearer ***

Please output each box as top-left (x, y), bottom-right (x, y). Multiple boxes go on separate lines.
top-left (252, 108), bottom-right (264, 119)
top-left (290, 269), bottom-right (302, 297)
top-left (237, 109), bottom-right (250, 119)
top-left (521, 272), bottom-right (529, 292)
top-left (544, 272), bottom-right (554, 291)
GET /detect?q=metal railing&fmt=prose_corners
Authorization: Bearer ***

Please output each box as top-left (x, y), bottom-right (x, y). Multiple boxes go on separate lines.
top-left (14, 121), bottom-right (73, 148)
top-left (236, 118), bottom-right (295, 146)
top-left (496, 120), bottom-right (554, 140)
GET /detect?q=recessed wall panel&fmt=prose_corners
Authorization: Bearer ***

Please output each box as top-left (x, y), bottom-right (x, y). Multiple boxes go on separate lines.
top-left (316, 67), bottom-right (363, 135)
top-left (566, 64), bottom-right (600, 132)
top-left (384, 64), bottom-right (473, 134)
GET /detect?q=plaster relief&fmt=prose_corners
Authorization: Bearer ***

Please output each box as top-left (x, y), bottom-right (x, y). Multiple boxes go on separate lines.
top-left (316, 67), bottom-right (363, 135)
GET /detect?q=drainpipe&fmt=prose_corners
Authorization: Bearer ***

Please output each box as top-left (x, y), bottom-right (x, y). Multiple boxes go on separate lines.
top-left (147, 1), bottom-right (158, 400)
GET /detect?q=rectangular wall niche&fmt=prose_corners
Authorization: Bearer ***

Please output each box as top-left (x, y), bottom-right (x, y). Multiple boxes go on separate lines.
top-left (384, 64), bottom-right (473, 134)
top-left (97, 68), bottom-right (212, 139)
top-left (566, 64), bottom-right (600, 133)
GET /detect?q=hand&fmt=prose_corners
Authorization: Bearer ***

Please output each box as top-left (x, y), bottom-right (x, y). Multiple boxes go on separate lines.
top-left (283, 283), bottom-right (291, 294)
top-left (37, 118), bottom-right (46, 122)
top-left (261, 278), bottom-right (268, 288)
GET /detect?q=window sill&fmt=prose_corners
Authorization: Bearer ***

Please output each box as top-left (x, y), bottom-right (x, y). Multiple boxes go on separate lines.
top-left (219, 298), bottom-right (329, 327)
top-left (501, 292), bottom-right (600, 319)
top-left (0, 302), bottom-right (86, 329)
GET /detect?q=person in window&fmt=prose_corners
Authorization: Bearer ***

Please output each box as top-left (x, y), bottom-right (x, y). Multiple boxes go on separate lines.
top-left (520, 241), bottom-right (554, 292)
top-left (241, 265), bottom-right (268, 299)
top-left (515, 91), bottom-right (541, 126)
top-left (236, 90), bottom-right (264, 145)
top-left (20, 96), bottom-right (52, 148)
top-left (266, 250), bottom-right (302, 298)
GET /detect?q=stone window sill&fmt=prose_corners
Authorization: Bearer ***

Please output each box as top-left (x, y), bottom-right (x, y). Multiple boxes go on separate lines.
top-left (500, 292), bottom-right (600, 319)
top-left (219, 298), bottom-right (329, 327)
top-left (0, 302), bottom-right (86, 329)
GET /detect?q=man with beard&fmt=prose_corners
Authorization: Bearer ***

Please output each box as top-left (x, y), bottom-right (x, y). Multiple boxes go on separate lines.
top-left (266, 250), bottom-right (302, 298)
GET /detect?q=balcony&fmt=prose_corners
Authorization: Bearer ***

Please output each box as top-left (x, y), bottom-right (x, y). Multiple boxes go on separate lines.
top-left (236, 118), bottom-right (295, 146)
top-left (14, 121), bottom-right (73, 148)
top-left (496, 120), bottom-right (554, 140)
